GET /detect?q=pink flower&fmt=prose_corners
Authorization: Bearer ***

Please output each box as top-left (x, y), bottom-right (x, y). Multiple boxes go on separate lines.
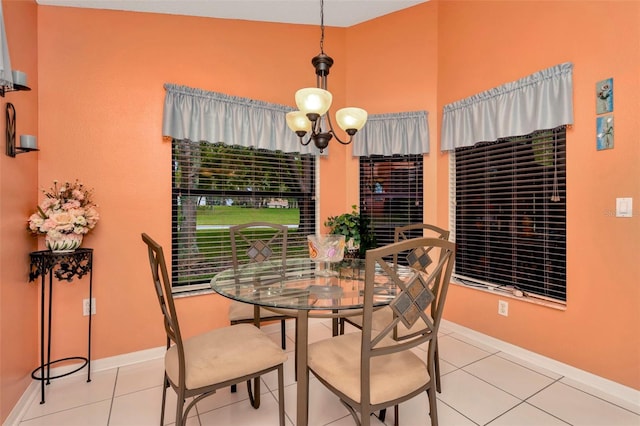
top-left (63, 200), bottom-right (81, 210)
top-left (28, 213), bottom-right (44, 232)
top-left (72, 189), bottom-right (85, 201)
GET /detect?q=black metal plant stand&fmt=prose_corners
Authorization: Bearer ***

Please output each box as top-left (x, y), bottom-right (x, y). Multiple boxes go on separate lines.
top-left (28, 248), bottom-right (93, 404)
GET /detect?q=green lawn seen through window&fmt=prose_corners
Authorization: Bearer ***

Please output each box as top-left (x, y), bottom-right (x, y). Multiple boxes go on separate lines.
top-left (196, 205), bottom-right (300, 226)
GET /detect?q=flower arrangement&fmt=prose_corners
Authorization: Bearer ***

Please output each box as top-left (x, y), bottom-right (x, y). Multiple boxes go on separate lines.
top-left (28, 180), bottom-right (99, 248)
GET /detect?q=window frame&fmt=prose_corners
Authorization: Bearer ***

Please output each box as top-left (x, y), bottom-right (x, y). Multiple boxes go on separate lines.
top-left (171, 140), bottom-right (317, 293)
top-left (359, 154), bottom-right (425, 249)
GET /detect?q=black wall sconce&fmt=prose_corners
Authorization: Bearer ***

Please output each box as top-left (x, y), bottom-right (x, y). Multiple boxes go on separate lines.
top-left (0, 70), bottom-right (32, 97)
top-left (6, 103), bottom-right (38, 157)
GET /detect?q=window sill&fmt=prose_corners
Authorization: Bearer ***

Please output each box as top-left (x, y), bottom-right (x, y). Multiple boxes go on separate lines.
top-left (451, 278), bottom-right (566, 311)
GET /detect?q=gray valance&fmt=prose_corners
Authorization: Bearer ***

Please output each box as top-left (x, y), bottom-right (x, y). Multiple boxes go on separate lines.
top-left (162, 83), bottom-right (320, 155)
top-left (0, 1), bottom-right (13, 87)
top-left (441, 62), bottom-right (574, 151)
top-left (353, 111), bottom-right (429, 156)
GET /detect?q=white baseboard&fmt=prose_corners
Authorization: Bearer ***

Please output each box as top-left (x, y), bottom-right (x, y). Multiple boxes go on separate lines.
top-left (3, 346), bottom-right (165, 426)
top-left (441, 319), bottom-right (640, 410)
top-left (88, 346), bottom-right (166, 372)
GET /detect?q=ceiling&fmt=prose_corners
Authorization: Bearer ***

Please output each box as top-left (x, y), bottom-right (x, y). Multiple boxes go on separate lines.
top-left (35, 0), bottom-right (429, 28)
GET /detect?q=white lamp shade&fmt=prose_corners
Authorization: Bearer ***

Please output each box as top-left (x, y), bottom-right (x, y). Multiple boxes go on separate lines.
top-left (295, 88), bottom-right (332, 116)
top-left (336, 107), bottom-right (368, 131)
top-left (286, 111), bottom-right (312, 133)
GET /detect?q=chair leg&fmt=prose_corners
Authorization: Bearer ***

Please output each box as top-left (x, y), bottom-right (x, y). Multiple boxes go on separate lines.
top-left (394, 405), bottom-right (399, 426)
top-left (175, 388), bottom-right (185, 426)
top-left (160, 374), bottom-right (169, 426)
top-left (231, 384), bottom-right (237, 393)
top-left (435, 342), bottom-right (442, 393)
top-left (377, 404), bottom-right (398, 424)
top-left (277, 366), bottom-right (285, 426)
top-left (280, 319), bottom-right (286, 349)
top-left (294, 317), bottom-right (298, 381)
top-left (427, 386), bottom-right (438, 426)
top-left (247, 377), bottom-right (261, 408)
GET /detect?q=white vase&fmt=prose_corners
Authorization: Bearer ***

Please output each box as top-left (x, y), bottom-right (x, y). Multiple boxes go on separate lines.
top-left (45, 233), bottom-right (83, 253)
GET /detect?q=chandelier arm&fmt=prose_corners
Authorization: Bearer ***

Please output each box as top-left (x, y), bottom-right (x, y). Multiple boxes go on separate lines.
top-left (297, 117), bottom-right (322, 147)
top-left (299, 136), bottom-right (313, 146)
top-left (324, 111), bottom-right (354, 145)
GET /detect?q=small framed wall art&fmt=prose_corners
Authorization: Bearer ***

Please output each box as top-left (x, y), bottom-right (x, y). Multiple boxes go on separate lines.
top-left (596, 115), bottom-right (614, 150)
top-left (596, 78), bottom-right (613, 114)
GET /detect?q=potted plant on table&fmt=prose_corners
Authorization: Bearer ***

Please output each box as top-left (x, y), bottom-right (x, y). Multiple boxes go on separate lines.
top-left (324, 205), bottom-right (375, 259)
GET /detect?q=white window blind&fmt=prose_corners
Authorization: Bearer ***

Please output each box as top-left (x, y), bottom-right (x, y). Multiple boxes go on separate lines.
top-left (360, 155), bottom-right (424, 248)
top-left (172, 140), bottom-right (316, 292)
top-left (450, 127), bottom-right (566, 302)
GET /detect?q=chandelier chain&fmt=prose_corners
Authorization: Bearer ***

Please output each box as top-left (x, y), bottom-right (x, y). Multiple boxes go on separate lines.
top-left (319, 0), bottom-right (325, 53)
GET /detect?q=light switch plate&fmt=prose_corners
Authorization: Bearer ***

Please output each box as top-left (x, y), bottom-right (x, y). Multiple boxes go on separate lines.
top-left (616, 197), bottom-right (632, 217)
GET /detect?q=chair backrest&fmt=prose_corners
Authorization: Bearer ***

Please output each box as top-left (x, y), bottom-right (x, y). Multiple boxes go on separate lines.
top-left (230, 222), bottom-right (288, 269)
top-left (141, 233), bottom-right (187, 387)
top-left (394, 223), bottom-right (450, 243)
top-left (393, 223), bottom-right (450, 283)
top-left (361, 237), bottom-right (455, 388)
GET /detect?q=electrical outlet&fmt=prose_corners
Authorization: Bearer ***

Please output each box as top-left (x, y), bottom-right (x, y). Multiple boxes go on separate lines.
top-left (498, 300), bottom-right (508, 316)
top-left (83, 298), bottom-right (96, 316)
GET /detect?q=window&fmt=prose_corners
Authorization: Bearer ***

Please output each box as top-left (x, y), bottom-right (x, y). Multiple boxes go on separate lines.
top-left (360, 155), bottom-right (424, 247)
top-left (172, 140), bottom-right (316, 292)
top-left (451, 127), bottom-right (566, 302)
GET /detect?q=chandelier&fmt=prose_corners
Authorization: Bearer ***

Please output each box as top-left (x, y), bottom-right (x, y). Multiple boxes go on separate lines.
top-left (286, 0), bottom-right (367, 152)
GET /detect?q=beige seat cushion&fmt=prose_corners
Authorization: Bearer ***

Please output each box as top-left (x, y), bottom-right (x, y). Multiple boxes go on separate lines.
top-left (229, 300), bottom-right (296, 322)
top-left (165, 323), bottom-right (287, 390)
top-left (308, 333), bottom-right (429, 405)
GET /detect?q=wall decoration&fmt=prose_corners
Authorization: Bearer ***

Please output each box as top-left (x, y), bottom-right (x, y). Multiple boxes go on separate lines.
top-left (596, 115), bottom-right (614, 150)
top-left (596, 78), bottom-right (613, 114)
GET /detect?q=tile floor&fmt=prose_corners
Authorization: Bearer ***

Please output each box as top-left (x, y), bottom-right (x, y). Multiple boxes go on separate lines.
top-left (15, 319), bottom-right (640, 426)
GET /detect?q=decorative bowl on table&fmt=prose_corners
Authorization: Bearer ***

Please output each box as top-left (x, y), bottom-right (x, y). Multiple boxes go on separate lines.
top-left (307, 234), bottom-right (345, 276)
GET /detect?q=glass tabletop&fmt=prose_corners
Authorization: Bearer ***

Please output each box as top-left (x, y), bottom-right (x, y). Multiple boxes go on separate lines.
top-left (210, 258), bottom-right (413, 311)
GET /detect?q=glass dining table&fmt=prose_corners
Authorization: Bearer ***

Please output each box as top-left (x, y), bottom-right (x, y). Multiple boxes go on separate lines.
top-left (210, 257), bottom-right (406, 426)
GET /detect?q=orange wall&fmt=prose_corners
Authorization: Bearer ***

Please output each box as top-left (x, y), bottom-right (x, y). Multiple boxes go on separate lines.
top-left (433, 0), bottom-right (639, 390)
top-left (33, 5), bottom-right (351, 365)
top-left (346, 4), bottom-right (441, 226)
top-left (0, 0), bottom-right (39, 420)
top-left (1, 0), bottom-right (639, 420)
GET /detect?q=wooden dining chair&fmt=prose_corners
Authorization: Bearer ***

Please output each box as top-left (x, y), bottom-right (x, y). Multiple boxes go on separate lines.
top-left (141, 233), bottom-right (287, 426)
top-left (340, 223), bottom-right (450, 397)
top-left (307, 237), bottom-right (456, 426)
